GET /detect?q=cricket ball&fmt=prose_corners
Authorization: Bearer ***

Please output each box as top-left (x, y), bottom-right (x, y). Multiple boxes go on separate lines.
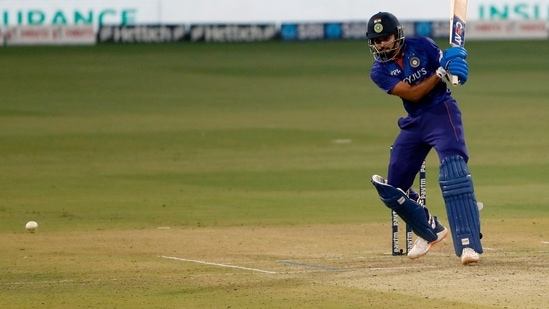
top-left (25, 221), bottom-right (38, 233)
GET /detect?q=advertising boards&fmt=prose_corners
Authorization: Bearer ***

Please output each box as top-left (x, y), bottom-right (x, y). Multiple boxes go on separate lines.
top-left (1, 1), bottom-right (548, 27)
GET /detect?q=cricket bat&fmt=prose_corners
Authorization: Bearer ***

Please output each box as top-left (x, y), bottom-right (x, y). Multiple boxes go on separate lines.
top-left (449, 0), bottom-right (468, 86)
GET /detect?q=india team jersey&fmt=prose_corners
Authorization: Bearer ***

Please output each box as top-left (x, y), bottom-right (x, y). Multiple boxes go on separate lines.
top-left (370, 37), bottom-right (453, 117)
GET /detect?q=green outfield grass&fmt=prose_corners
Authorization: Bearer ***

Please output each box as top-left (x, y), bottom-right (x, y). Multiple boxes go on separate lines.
top-left (1, 40), bottom-right (549, 308)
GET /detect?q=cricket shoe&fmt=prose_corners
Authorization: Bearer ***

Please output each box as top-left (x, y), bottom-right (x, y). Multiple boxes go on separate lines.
top-left (407, 219), bottom-right (448, 259)
top-left (461, 247), bottom-right (480, 265)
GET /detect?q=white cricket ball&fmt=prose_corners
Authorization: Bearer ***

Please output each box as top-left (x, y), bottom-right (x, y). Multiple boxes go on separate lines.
top-left (25, 221), bottom-right (38, 233)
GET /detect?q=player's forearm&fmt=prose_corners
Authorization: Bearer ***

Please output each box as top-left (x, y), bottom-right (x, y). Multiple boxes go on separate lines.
top-left (390, 73), bottom-right (442, 102)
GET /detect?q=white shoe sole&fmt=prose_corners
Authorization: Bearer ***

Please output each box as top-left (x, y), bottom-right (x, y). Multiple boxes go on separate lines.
top-left (461, 250), bottom-right (480, 265)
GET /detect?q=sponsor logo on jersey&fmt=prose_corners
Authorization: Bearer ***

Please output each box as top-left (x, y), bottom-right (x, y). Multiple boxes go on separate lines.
top-left (403, 68), bottom-right (428, 84)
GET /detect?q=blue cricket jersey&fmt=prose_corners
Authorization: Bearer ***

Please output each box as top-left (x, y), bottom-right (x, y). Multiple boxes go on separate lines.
top-left (370, 37), bottom-right (452, 117)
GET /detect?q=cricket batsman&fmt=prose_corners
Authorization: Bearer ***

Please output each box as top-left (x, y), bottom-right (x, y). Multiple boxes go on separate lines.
top-left (366, 12), bottom-right (483, 265)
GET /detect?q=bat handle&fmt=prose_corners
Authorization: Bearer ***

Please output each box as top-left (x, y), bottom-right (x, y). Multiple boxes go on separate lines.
top-left (448, 73), bottom-right (460, 86)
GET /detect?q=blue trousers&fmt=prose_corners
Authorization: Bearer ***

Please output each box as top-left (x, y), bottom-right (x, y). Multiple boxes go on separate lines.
top-left (387, 99), bottom-right (469, 190)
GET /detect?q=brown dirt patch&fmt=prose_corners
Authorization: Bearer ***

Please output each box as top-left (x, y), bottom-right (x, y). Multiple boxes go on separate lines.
top-left (4, 219), bottom-right (549, 308)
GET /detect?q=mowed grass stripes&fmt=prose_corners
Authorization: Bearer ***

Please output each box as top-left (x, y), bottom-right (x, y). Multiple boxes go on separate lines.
top-left (1, 40), bottom-right (549, 232)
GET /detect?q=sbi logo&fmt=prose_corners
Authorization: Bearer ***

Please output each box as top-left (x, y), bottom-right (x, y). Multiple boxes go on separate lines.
top-left (415, 22), bottom-right (432, 37)
top-left (280, 24), bottom-right (297, 40)
top-left (325, 23), bottom-right (342, 39)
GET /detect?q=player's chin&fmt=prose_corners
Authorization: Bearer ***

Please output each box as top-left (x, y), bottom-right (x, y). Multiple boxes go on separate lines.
top-left (378, 51), bottom-right (397, 62)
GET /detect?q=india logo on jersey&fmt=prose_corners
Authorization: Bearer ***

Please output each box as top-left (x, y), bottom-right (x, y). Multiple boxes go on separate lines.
top-left (410, 57), bottom-right (420, 68)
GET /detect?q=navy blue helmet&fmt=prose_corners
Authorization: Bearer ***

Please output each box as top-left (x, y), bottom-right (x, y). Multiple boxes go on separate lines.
top-left (366, 12), bottom-right (405, 62)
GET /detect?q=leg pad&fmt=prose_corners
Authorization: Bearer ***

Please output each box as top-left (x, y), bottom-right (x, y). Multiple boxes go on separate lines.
top-left (439, 155), bottom-right (483, 256)
top-left (371, 175), bottom-right (437, 242)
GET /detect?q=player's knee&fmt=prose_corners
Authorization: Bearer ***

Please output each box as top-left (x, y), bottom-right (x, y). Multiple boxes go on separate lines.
top-left (438, 155), bottom-right (475, 197)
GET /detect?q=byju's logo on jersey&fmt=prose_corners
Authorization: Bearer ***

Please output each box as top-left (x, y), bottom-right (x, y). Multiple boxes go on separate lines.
top-left (410, 57), bottom-right (420, 68)
top-left (403, 68), bottom-right (428, 84)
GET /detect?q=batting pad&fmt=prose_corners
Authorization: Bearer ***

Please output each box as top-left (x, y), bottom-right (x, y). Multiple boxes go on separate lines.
top-left (371, 175), bottom-right (437, 242)
top-left (439, 155), bottom-right (483, 256)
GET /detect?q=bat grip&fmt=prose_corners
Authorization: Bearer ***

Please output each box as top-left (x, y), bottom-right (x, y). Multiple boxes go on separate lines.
top-left (449, 73), bottom-right (459, 86)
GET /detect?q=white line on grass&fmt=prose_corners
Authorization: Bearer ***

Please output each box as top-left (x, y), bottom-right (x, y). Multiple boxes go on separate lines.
top-left (159, 256), bottom-right (277, 274)
top-left (278, 260), bottom-right (339, 271)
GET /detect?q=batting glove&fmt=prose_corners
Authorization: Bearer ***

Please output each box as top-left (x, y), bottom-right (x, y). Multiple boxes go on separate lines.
top-left (447, 57), bottom-right (468, 85)
top-left (436, 67), bottom-right (447, 79)
top-left (441, 46), bottom-right (467, 69)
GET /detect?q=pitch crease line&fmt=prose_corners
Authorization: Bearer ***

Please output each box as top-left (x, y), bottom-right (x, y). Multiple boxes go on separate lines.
top-left (159, 256), bottom-right (276, 274)
top-left (278, 260), bottom-right (339, 271)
